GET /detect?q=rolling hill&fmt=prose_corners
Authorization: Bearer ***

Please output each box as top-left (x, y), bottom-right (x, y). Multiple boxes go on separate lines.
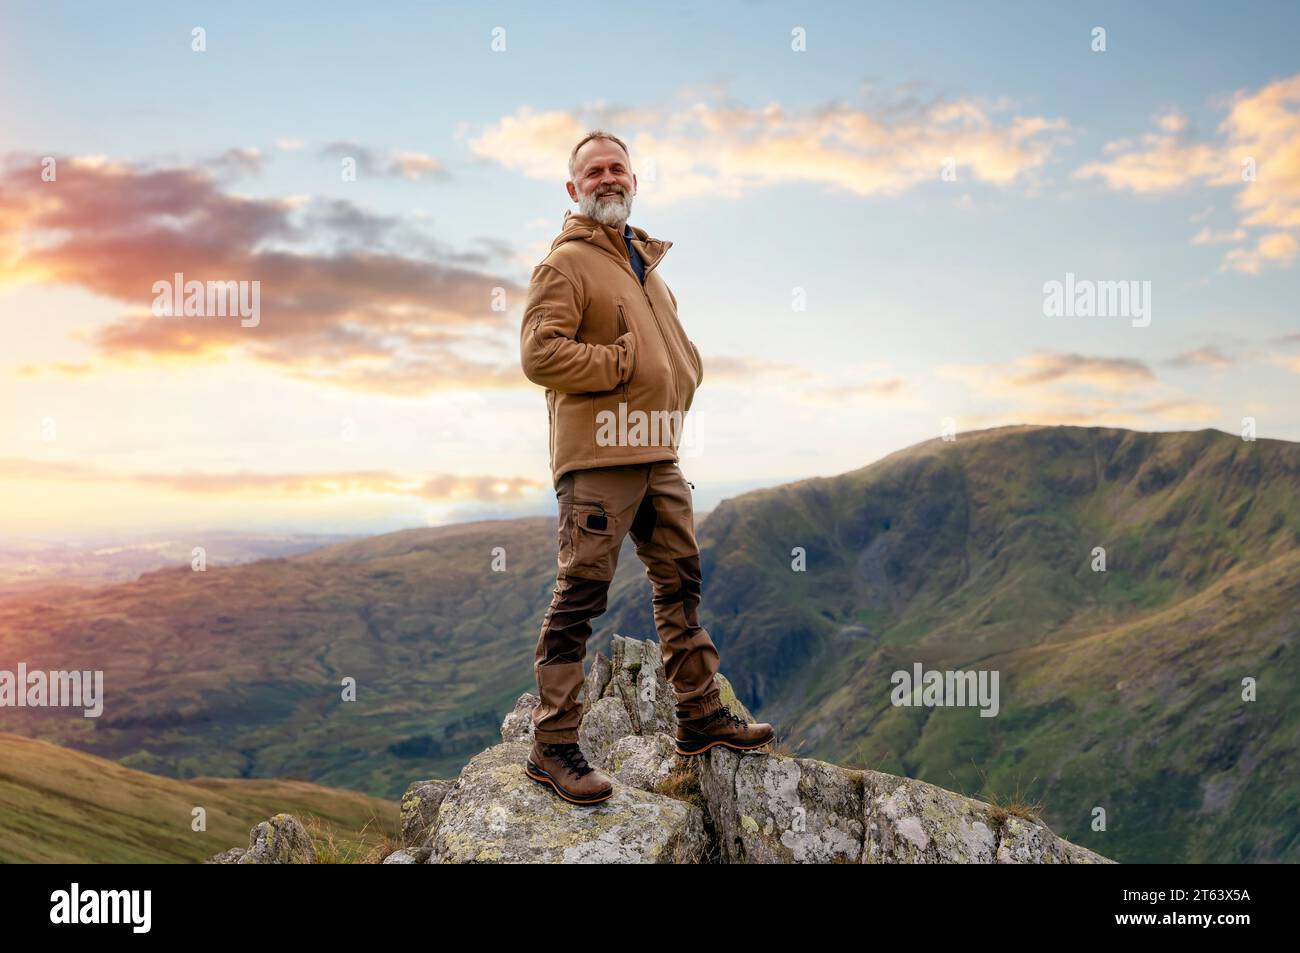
top-left (0, 733), bottom-right (397, 863)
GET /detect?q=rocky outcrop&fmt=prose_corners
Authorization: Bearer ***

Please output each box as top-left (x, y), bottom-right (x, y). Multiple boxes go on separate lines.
top-left (700, 747), bottom-right (1110, 863)
top-left (406, 634), bottom-right (1115, 864)
top-left (204, 812), bottom-right (317, 864)
top-left (204, 633), bottom-right (1115, 864)
top-left (400, 779), bottom-right (453, 849)
top-left (427, 738), bottom-right (708, 863)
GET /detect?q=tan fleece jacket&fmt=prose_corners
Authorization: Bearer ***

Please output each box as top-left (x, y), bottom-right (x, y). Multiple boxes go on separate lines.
top-left (520, 210), bottom-right (702, 485)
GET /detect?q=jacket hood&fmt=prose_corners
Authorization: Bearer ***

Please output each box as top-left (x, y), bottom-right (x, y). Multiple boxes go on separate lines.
top-left (551, 209), bottom-right (672, 273)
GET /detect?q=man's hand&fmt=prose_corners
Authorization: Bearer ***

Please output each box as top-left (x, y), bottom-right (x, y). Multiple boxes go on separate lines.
top-left (520, 263), bottom-right (635, 394)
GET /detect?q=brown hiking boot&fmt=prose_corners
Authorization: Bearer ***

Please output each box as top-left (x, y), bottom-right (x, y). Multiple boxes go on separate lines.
top-left (525, 739), bottom-right (614, 805)
top-left (674, 705), bottom-right (775, 756)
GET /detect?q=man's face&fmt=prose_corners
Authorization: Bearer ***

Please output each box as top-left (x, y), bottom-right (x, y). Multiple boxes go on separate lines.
top-left (568, 139), bottom-right (636, 228)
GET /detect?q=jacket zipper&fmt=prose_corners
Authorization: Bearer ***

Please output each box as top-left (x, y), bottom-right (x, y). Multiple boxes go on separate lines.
top-left (644, 290), bottom-right (679, 414)
top-left (609, 244), bottom-right (680, 412)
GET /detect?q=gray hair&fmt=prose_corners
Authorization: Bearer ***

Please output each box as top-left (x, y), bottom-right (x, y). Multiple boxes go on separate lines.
top-left (568, 129), bottom-right (631, 182)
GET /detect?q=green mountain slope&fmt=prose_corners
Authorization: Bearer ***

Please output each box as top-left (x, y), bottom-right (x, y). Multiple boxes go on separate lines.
top-left (0, 733), bottom-right (397, 863)
top-left (0, 518), bottom-right (566, 794)
top-left (601, 424), bottom-right (1300, 861)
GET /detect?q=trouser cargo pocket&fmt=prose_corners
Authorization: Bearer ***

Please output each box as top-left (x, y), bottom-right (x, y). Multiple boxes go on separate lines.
top-left (563, 503), bottom-right (616, 580)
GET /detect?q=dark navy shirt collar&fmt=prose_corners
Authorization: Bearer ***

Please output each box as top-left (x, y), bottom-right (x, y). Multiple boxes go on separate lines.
top-left (621, 221), bottom-right (646, 284)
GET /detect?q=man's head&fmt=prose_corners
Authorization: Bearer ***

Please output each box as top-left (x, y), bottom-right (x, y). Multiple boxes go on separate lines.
top-left (567, 130), bottom-right (636, 229)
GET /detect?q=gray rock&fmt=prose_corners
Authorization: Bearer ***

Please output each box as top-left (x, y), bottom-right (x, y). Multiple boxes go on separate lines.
top-left (860, 769), bottom-right (999, 862)
top-left (426, 739), bottom-right (709, 864)
top-left (500, 692), bottom-right (538, 743)
top-left (582, 652), bottom-right (613, 710)
top-left (603, 731), bottom-right (681, 792)
top-left (236, 813), bottom-right (316, 864)
top-left (382, 847), bottom-right (432, 864)
top-left (203, 846), bottom-right (247, 864)
top-left (592, 633), bottom-right (752, 732)
top-left (606, 635), bottom-right (677, 735)
top-left (400, 779), bottom-right (453, 848)
top-left (995, 814), bottom-right (1114, 864)
top-left (578, 694), bottom-right (635, 770)
top-left (700, 747), bottom-right (865, 863)
top-left (859, 770), bottom-right (1115, 863)
top-left (694, 751), bottom-right (1117, 864)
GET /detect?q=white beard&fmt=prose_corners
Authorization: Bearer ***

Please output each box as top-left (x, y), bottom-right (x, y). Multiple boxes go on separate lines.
top-left (577, 183), bottom-right (635, 228)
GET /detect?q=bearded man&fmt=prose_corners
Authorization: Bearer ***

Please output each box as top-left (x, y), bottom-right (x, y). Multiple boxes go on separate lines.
top-left (518, 130), bottom-right (774, 805)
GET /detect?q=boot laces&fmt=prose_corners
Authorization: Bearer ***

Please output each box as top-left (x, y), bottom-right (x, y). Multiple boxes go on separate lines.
top-left (709, 706), bottom-right (747, 730)
top-left (546, 741), bottom-right (594, 777)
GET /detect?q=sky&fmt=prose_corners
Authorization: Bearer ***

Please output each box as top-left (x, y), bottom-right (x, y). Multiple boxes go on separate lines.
top-left (2, 0), bottom-right (1299, 540)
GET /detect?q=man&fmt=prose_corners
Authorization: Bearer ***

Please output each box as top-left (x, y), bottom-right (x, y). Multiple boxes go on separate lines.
top-left (518, 130), bottom-right (774, 805)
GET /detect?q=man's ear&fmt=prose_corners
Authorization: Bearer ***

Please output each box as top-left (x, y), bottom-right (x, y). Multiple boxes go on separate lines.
top-left (566, 180), bottom-right (577, 202)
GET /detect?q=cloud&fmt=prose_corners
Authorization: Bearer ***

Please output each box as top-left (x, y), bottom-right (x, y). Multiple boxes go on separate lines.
top-left (957, 395), bottom-right (1219, 427)
top-left (1191, 226), bottom-right (1247, 244)
top-left (937, 351), bottom-right (1221, 426)
top-left (1076, 73), bottom-right (1300, 273)
top-left (1166, 347), bottom-right (1234, 368)
top-left (941, 352), bottom-right (1155, 392)
top-left (0, 153), bottom-right (522, 396)
top-left (205, 146), bottom-right (266, 177)
top-left (0, 456), bottom-right (543, 503)
top-left (1264, 353), bottom-right (1300, 374)
top-left (467, 87), bottom-right (1070, 204)
top-left (14, 361), bottom-right (95, 377)
top-left (802, 375), bottom-right (915, 404)
top-left (391, 151), bottom-right (448, 181)
top-left (695, 353), bottom-right (819, 382)
top-left (663, 352), bottom-right (918, 405)
top-left (319, 141), bottom-right (450, 181)
top-left (1222, 231), bottom-right (1298, 273)
top-left (1006, 352), bottom-right (1155, 388)
top-left (1075, 113), bottom-right (1230, 192)
top-left (836, 376), bottom-right (906, 397)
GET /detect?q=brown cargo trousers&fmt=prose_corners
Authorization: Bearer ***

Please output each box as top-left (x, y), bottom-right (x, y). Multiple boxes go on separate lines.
top-left (532, 460), bottom-right (724, 743)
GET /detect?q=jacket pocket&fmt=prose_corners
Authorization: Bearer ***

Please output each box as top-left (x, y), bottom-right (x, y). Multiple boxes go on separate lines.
top-left (546, 389), bottom-right (556, 466)
top-left (615, 302), bottom-right (630, 399)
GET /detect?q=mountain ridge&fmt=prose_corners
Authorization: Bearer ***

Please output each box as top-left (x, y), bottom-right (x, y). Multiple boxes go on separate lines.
top-left (1, 424), bottom-right (1295, 861)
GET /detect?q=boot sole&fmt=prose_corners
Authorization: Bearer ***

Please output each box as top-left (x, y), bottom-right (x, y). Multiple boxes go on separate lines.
top-left (674, 730), bottom-right (775, 757)
top-left (525, 760), bottom-right (613, 805)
